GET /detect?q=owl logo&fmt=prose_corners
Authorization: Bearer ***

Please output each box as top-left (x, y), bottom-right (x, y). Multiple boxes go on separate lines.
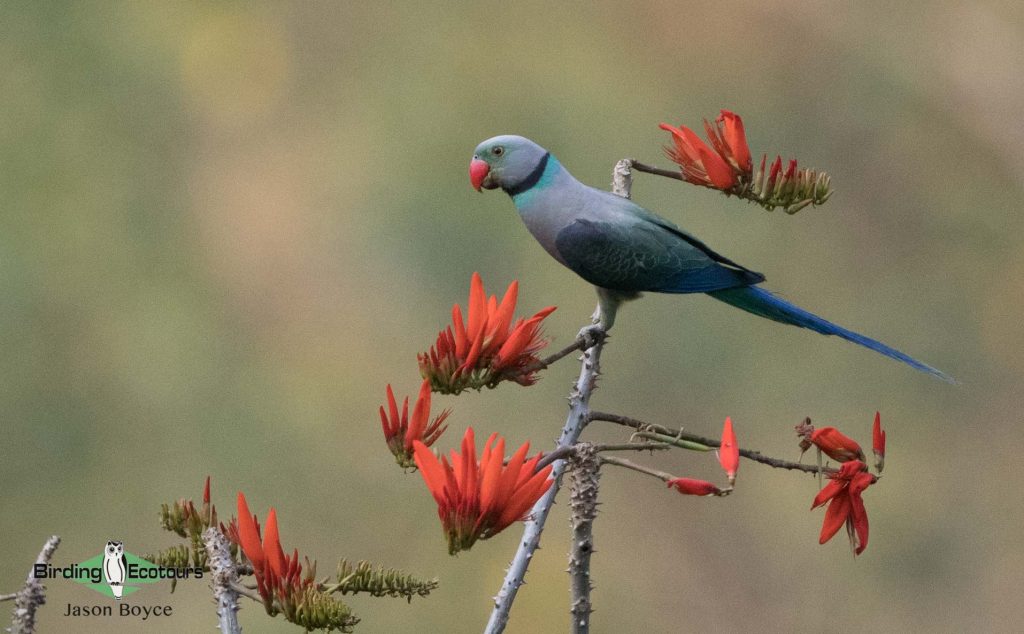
top-left (102, 541), bottom-right (127, 600)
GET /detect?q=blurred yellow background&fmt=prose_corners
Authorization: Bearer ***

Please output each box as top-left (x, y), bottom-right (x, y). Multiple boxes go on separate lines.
top-left (2, 1), bottom-right (1021, 632)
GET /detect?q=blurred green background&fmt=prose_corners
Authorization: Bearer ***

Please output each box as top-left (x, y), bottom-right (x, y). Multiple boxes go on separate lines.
top-left (2, 1), bottom-right (1021, 632)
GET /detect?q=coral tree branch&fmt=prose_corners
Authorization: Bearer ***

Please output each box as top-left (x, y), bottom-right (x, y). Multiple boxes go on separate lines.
top-left (484, 333), bottom-right (605, 634)
top-left (6, 535), bottom-right (60, 634)
top-left (600, 455), bottom-right (678, 482)
top-left (204, 527), bottom-right (242, 634)
top-left (568, 444), bottom-right (600, 634)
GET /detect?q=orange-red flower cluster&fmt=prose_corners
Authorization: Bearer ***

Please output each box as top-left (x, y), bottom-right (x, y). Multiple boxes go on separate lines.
top-left (660, 110), bottom-right (752, 190)
top-left (413, 427), bottom-right (554, 554)
top-left (380, 380), bottom-right (449, 468)
top-left (812, 460), bottom-right (877, 555)
top-left (235, 493), bottom-right (314, 610)
top-left (797, 413), bottom-right (888, 555)
top-left (660, 110), bottom-right (832, 213)
top-left (418, 272), bottom-right (556, 394)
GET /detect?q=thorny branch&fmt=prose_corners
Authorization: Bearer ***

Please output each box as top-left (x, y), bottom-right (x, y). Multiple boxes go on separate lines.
top-left (204, 527), bottom-right (242, 634)
top-left (6, 535), bottom-right (60, 634)
top-left (568, 444), bottom-right (600, 634)
top-left (484, 331), bottom-right (606, 634)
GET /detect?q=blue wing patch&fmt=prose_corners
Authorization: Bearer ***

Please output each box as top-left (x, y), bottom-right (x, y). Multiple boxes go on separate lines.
top-left (554, 218), bottom-right (763, 294)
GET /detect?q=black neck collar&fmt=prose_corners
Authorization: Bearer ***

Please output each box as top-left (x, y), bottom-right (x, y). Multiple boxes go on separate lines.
top-left (503, 152), bottom-right (551, 197)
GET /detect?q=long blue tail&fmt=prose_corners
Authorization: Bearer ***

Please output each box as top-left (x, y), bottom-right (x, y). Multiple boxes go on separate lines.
top-left (708, 286), bottom-right (953, 382)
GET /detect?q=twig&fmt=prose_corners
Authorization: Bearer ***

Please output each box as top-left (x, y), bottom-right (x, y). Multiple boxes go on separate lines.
top-left (601, 455), bottom-right (733, 496)
top-left (7, 535), bottom-right (60, 634)
top-left (600, 455), bottom-right (676, 482)
top-left (593, 442), bottom-right (670, 453)
top-left (204, 527), bottom-right (242, 634)
top-left (229, 582), bottom-right (264, 604)
top-left (536, 441), bottom-right (668, 472)
top-left (589, 411), bottom-right (829, 475)
top-left (522, 338), bottom-right (590, 374)
top-left (536, 445), bottom-right (575, 472)
top-left (630, 160), bottom-right (685, 182)
top-left (632, 430), bottom-right (713, 452)
top-left (568, 444), bottom-right (600, 634)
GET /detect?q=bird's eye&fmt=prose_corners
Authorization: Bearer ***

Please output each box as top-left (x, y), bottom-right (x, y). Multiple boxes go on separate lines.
top-left (492, 146), bottom-right (504, 156)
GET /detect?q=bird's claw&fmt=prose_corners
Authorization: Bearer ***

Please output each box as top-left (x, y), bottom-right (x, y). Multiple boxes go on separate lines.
top-left (576, 325), bottom-right (606, 350)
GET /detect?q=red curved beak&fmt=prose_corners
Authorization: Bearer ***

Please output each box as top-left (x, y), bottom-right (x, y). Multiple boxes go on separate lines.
top-left (469, 159), bottom-right (490, 192)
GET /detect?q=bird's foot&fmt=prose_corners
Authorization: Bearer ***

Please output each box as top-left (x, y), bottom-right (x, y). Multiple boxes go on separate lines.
top-left (576, 324), bottom-right (607, 350)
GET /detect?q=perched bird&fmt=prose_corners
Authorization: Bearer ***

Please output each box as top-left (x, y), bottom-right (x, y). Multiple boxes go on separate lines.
top-left (469, 135), bottom-right (951, 381)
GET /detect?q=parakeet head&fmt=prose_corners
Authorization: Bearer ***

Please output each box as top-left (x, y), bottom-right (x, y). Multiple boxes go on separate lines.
top-left (470, 135), bottom-right (550, 193)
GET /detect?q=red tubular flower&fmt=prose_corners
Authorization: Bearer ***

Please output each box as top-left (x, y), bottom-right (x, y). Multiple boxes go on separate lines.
top-left (811, 460), bottom-right (876, 555)
top-left (173, 476), bottom-right (217, 532)
top-left (811, 427), bottom-right (865, 463)
top-left (766, 155), bottom-right (783, 191)
top-left (659, 110), bottom-right (754, 191)
top-left (659, 122), bottom-right (737, 189)
top-left (220, 516), bottom-right (241, 547)
top-left (718, 417), bottom-right (739, 485)
top-left (236, 492), bottom-right (269, 600)
top-left (263, 509), bottom-right (287, 582)
top-left (413, 427), bottom-right (554, 555)
top-left (234, 493), bottom-right (313, 609)
top-left (236, 493), bottom-right (262, 566)
top-left (872, 411), bottom-right (886, 473)
top-left (782, 159), bottom-right (795, 179)
top-left (418, 273), bottom-right (556, 394)
top-left (199, 475), bottom-right (216, 526)
top-left (796, 420), bottom-right (865, 463)
top-left (666, 477), bottom-right (723, 497)
top-left (380, 380), bottom-right (450, 468)
top-left (715, 110), bottom-right (752, 172)
top-left (806, 428), bottom-right (864, 462)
